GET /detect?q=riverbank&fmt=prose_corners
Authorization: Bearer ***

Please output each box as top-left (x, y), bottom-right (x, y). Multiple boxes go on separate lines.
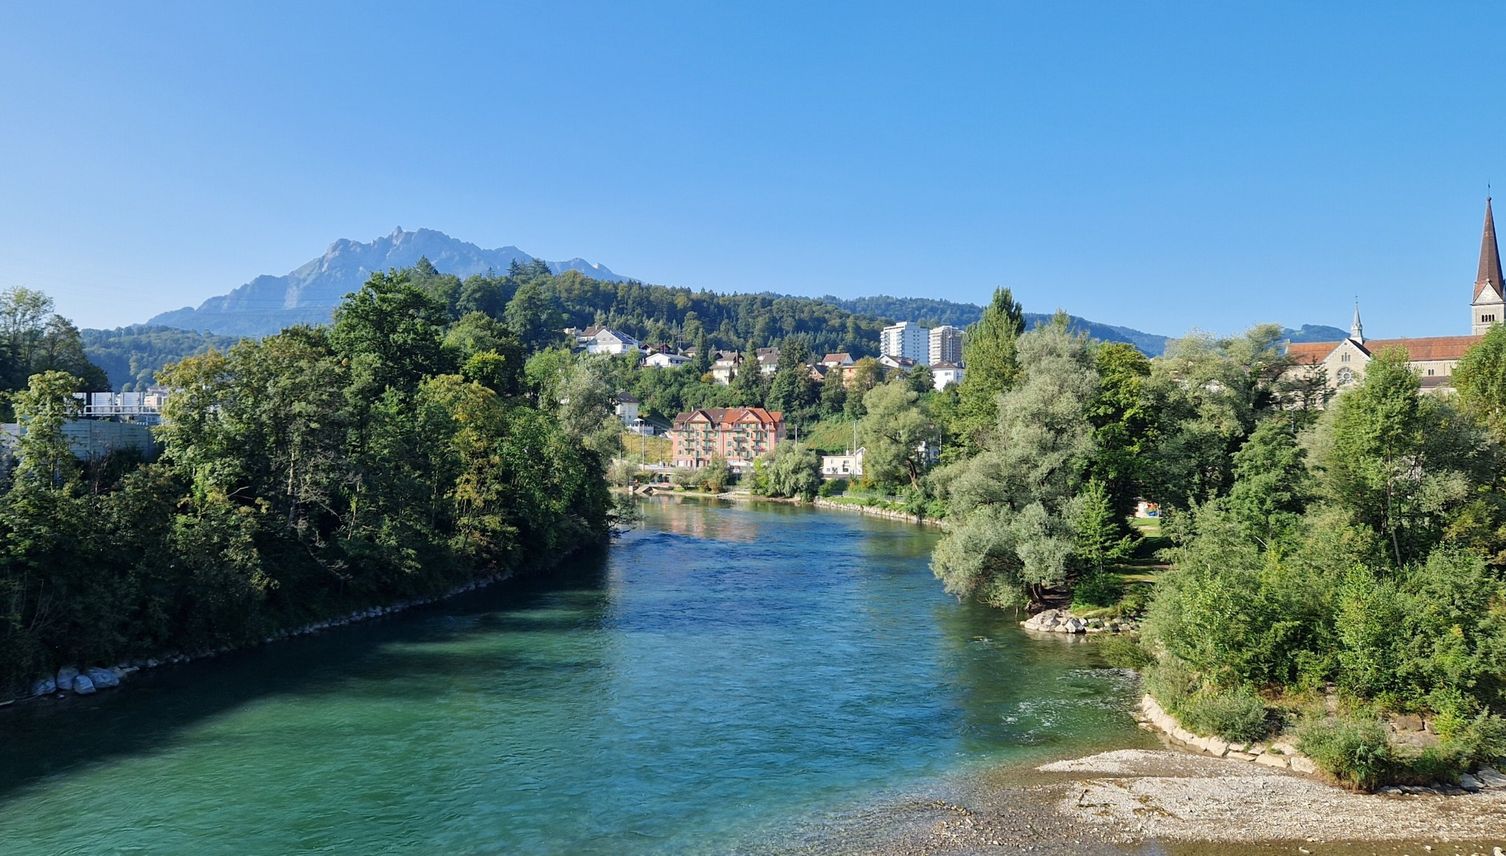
top-left (774, 745), bottom-right (1506, 854)
top-left (4, 535), bottom-right (611, 709)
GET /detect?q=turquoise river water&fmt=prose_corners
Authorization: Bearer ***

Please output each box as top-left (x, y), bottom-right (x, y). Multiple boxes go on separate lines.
top-left (0, 498), bottom-right (1148, 855)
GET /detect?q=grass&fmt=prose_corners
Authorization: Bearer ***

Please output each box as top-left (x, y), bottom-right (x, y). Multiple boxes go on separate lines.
top-left (619, 429), bottom-right (672, 465)
top-left (793, 418), bottom-right (860, 454)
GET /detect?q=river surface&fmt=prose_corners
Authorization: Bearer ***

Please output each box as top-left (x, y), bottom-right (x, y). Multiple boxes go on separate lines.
top-left (0, 498), bottom-right (1146, 855)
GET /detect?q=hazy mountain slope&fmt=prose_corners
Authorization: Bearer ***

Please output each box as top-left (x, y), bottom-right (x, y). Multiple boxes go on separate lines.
top-left (147, 228), bottom-right (628, 336)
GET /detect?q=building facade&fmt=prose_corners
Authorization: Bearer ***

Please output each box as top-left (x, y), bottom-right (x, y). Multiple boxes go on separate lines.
top-left (880, 321), bottom-right (930, 365)
top-left (928, 325), bottom-right (963, 365)
top-left (930, 362), bottom-right (965, 390)
top-left (1286, 197), bottom-right (1501, 395)
top-left (669, 407), bottom-right (785, 469)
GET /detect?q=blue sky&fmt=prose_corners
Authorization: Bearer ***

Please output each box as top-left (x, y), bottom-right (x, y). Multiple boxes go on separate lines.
top-left (0, 2), bottom-right (1501, 336)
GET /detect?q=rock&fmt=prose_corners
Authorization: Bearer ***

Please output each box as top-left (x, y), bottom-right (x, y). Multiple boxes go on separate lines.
top-left (56, 666), bottom-right (79, 690)
top-left (1269, 738), bottom-right (1299, 755)
top-left (1475, 766), bottom-right (1506, 788)
top-left (145, 658), bottom-right (159, 668)
top-left (31, 677), bottom-right (56, 696)
top-left (1255, 752), bottom-right (1290, 769)
top-left (1459, 773), bottom-right (1483, 792)
top-left (84, 667), bottom-right (119, 689)
top-left (1289, 756), bottom-right (1319, 775)
top-left (1062, 617), bottom-right (1087, 633)
top-left (71, 674), bottom-right (96, 695)
top-left (1227, 751), bottom-right (1259, 762)
top-left (1390, 713), bottom-right (1425, 732)
top-left (1202, 736), bottom-right (1230, 756)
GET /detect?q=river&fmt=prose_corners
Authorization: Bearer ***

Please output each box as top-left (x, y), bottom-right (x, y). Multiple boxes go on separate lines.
top-left (0, 497), bottom-right (1148, 855)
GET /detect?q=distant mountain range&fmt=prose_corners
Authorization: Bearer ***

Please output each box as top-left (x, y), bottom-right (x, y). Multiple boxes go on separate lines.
top-left (821, 295), bottom-right (1349, 356)
top-left (103, 228), bottom-right (1350, 385)
top-left (147, 227), bottom-right (628, 336)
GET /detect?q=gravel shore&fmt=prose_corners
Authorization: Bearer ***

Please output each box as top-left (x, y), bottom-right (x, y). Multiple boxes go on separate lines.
top-left (755, 747), bottom-right (1506, 855)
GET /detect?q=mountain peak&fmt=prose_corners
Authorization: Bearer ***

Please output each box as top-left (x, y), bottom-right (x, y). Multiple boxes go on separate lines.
top-left (147, 228), bottom-right (628, 336)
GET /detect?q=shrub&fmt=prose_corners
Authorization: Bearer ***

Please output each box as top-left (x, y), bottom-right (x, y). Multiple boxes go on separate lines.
top-left (1072, 572), bottom-right (1123, 609)
top-left (1297, 717), bottom-right (1393, 790)
top-left (818, 478), bottom-right (848, 498)
top-left (1180, 686), bottom-right (1271, 744)
top-left (1099, 634), bottom-right (1153, 670)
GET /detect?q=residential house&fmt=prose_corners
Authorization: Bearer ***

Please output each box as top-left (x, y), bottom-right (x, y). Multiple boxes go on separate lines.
top-left (820, 448), bottom-right (864, 479)
top-left (584, 327), bottom-right (643, 356)
top-left (644, 351), bottom-right (691, 368)
top-left (670, 407), bottom-right (785, 469)
top-left (931, 362), bottom-right (965, 390)
top-left (613, 392), bottom-right (640, 427)
top-left (710, 351), bottom-right (742, 385)
top-left (878, 354), bottom-right (917, 372)
top-left (756, 347), bottom-right (781, 376)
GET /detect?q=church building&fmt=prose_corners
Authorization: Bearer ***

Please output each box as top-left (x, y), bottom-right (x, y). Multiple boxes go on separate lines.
top-left (1286, 197), bottom-right (1503, 394)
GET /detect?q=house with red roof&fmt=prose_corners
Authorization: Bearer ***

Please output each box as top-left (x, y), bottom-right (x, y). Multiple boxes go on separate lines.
top-left (669, 407), bottom-right (785, 470)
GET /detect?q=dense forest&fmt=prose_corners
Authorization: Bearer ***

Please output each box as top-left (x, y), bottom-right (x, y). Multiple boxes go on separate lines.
top-left (81, 325), bottom-right (240, 389)
top-left (0, 271), bottom-right (612, 696)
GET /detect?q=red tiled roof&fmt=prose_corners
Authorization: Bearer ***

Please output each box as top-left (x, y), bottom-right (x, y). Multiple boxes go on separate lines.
top-left (1286, 335), bottom-right (1483, 364)
top-left (671, 407), bottom-right (784, 428)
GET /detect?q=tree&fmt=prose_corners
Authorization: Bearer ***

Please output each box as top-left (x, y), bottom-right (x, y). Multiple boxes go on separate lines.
top-left (1455, 323), bottom-right (1506, 439)
top-left (1226, 418), bottom-right (1314, 546)
top-left (859, 380), bottom-right (931, 489)
top-left (1315, 348), bottom-right (1492, 567)
top-left (953, 287), bottom-right (1025, 449)
top-left (931, 320), bottom-right (1101, 609)
top-left (504, 280), bottom-right (565, 352)
top-left (765, 443), bottom-right (822, 500)
top-left (730, 340), bottom-right (765, 404)
top-left (766, 340), bottom-right (818, 426)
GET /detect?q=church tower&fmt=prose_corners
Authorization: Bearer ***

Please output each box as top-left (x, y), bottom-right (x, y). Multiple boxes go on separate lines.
top-left (1472, 196), bottom-right (1506, 335)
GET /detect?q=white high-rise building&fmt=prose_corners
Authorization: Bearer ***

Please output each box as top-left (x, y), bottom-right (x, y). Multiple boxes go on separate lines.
top-left (928, 325), bottom-right (963, 366)
top-left (881, 321), bottom-right (931, 365)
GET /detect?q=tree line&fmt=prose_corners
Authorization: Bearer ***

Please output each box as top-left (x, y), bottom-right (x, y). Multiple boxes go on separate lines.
top-left (0, 271), bottom-right (611, 696)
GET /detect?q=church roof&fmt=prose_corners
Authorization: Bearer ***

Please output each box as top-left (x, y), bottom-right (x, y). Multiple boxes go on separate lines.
top-left (1286, 335), bottom-right (1484, 364)
top-left (1476, 197), bottom-right (1504, 302)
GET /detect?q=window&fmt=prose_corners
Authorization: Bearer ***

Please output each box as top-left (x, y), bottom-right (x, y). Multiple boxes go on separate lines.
top-left (1484, 314), bottom-right (1497, 323)
top-left (1427, 368), bottom-right (1435, 376)
top-left (1340, 353), bottom-right (1350, 362)
top-left (1337, 367), bottom-right (1354, 386)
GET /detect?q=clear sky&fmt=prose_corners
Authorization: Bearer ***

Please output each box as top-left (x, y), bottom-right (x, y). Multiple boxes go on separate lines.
top-left (0, 2), bottom-right (1501, 336)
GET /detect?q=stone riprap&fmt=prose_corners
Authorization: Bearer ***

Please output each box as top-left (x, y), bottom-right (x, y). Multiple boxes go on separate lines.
top-left (1021, 608), bottom-right (1133, 634)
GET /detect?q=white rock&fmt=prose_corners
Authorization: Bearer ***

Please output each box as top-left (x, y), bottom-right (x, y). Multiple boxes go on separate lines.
top-left (56, 666), bottom-right (79, 690)
top-left (1289, 756), bottom-right (1319, 775)
top-left (31, 677), bottom-right (56, 696)
top-left (85, 667), bottom-right (119, 689)
top-left (1255, 752), bottom-right (1290, 769)
top-left (71, 674), bottom-right (96, 695)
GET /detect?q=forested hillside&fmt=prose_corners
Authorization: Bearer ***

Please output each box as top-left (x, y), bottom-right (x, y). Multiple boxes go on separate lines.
top-left (81, 325), bottom-right (241, 389)
top-left (0, 287), bottom-right (108, 402)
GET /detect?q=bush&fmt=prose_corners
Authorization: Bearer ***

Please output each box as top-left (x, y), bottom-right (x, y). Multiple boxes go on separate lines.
top-left (818, 478), bottom-right (848, 497)
top-left (1072, 572), bottom-right (1123, 608)
top-left (1180, 686), bottom-right (1271, 744)
top-left (1099, 634), bottom-right (1153, 670)
top-left (1297, 717), bottom-right (1393, 790)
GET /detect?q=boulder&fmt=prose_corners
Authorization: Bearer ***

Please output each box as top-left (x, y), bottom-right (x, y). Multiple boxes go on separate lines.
top-left (1390, 713), bottom-right (1425, 732)
top-left (85, 667), bottom-right (119, 689)
top-left (1459, 773), bottom-right (1484, 792)
top-left (71, 674), bottom-right (96, 695)
top-left (1062, 617), bottom-right (1087, 633)
top-left (1289, 755), bottom-right (1318, 775)
top-left (1255, 752), bottom-right (1290, 769)
top-left (56, 666), bottom-right (79, 690)
top-left (31, 677), bottom-right (56, 696)
top-left (1475, 766), bottom-right (1506, 788)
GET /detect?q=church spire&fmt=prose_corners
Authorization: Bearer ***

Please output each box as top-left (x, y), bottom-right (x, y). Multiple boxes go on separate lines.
top-left (1476, 195), bottom-right (1504, 301)
top-left (1350, 297), bottom-right (1364, 343)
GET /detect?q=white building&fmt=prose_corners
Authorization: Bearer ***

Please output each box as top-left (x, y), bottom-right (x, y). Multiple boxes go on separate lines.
top-left (584, 327), bottom-right (643, 356)
top-left (820, 448), bottom-right (864, 478)
top-left (880, 322), bottom-right (931, 365)
top-left (644, 351), bottom-right (690, 368)
top-left (613, 392), bottom-right (640, 427)
top-left (929, 326), bottom-right (963, 365)
top-left (931, 362), bottom-right (964, 390)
